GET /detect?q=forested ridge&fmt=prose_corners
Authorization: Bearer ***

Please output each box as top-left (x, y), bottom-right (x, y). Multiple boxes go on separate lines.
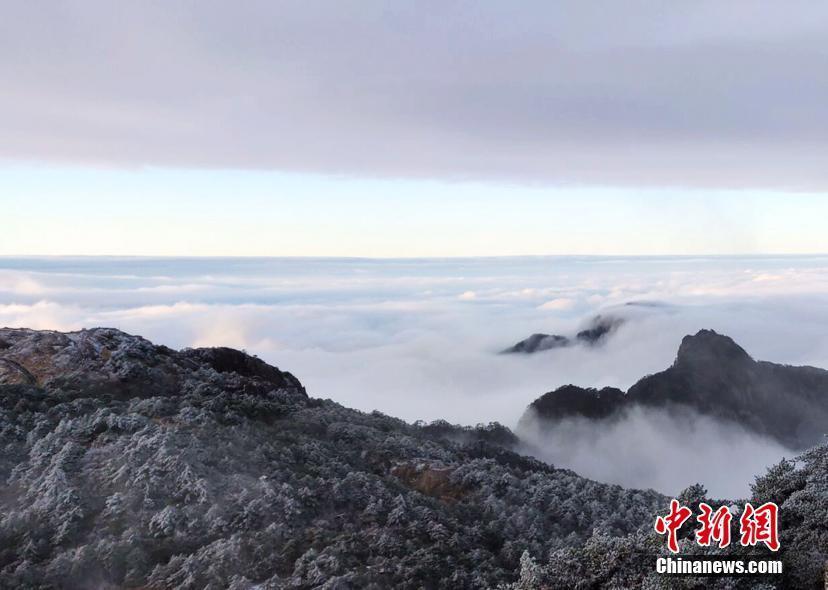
top-left (0, 327), bottom-right (825, 588)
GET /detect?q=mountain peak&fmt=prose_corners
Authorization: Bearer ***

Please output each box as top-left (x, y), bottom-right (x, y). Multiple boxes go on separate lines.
top-left (521, 328), bottom-right (828, 449)
top-left (0, 326), bottom-right (305, 398)
top-left (673, 329), bottom-right (753, 369)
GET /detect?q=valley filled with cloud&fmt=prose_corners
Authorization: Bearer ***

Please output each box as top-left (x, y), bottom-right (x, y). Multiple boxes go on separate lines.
top-left (3, 255), bottom-right (827, 497)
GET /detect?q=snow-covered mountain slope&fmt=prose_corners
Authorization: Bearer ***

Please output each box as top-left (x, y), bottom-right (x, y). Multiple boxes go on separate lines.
top-left (0, 327), bottom-right (663, 589)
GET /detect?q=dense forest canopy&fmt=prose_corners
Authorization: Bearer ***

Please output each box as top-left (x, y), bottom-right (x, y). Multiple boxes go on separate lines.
top-left (0, 327), bottom-right (825, 588)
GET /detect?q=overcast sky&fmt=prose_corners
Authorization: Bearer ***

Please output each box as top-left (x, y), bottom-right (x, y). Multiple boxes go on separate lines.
top-left (2, 1), bottom-right (828, 256)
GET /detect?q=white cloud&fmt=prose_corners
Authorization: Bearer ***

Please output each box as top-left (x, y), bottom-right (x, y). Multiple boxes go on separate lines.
top-left (538, 298), bottom-right (576, 311)
top-left (518, 406), bottom-right (791, 498)
top-left (0, 301), bottom-right (85, 332)
top-left (2, 255), bottom-right (828, 495)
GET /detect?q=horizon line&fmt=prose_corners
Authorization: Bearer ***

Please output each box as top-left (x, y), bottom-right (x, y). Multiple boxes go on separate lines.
top-left (2, 253), bottom-right (828, 261)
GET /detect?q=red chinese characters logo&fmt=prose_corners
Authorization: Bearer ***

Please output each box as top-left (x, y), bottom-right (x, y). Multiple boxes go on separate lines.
top-left (740, 502), bottom-right (780, 551)
top-left (655, 500), bottom-right (779, 553)
top-left (696, 502), bottom-right (732, 548)
top-left (654, 499), bottom-right (692, 553)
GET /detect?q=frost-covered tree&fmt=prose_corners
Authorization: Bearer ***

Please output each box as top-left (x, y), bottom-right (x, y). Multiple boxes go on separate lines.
top-left (0, 328), bottom-right (666, 589)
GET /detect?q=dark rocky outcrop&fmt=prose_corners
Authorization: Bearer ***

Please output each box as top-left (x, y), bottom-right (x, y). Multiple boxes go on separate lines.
top-left (527, 385), bottom-right (626, 422)
top-left (502, 333), bottom-right (570, 354)
top-left (502, 315), bottom-right (623, 354)
top-left (523, 329), bottom-right (828, 450)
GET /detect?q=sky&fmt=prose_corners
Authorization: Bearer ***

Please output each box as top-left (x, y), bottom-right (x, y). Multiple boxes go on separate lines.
top-left (3, 166), bottom-right (828, 256)
top-left (2, 1), bottom-right (828, 257)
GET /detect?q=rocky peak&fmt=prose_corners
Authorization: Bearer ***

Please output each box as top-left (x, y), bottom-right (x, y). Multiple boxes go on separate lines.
top-left (673, 329), bottom-right (753, 370)
top-left (524, 328), bottom-right (828, 450)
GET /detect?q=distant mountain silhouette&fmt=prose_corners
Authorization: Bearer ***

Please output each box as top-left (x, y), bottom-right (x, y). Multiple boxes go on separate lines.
top-left (523, 329), bottom-right (828, 449)
top-left (502, 315), bottom-right (623, 353)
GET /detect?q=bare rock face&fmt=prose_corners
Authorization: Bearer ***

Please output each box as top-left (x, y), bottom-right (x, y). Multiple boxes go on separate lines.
top-left (672, 329), bottom-right (753, 369)
top-left (0, 357), bottom-right (37, 385)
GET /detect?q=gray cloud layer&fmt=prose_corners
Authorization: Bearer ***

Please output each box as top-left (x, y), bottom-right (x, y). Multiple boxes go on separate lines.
top-left (518, 406), bottom-right (791, 498)
top-left (3, 1), bottom-right (828, 188)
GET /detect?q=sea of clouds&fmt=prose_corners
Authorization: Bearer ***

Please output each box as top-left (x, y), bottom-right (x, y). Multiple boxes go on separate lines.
top-left (2, 255), bottom-right (828, 497)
